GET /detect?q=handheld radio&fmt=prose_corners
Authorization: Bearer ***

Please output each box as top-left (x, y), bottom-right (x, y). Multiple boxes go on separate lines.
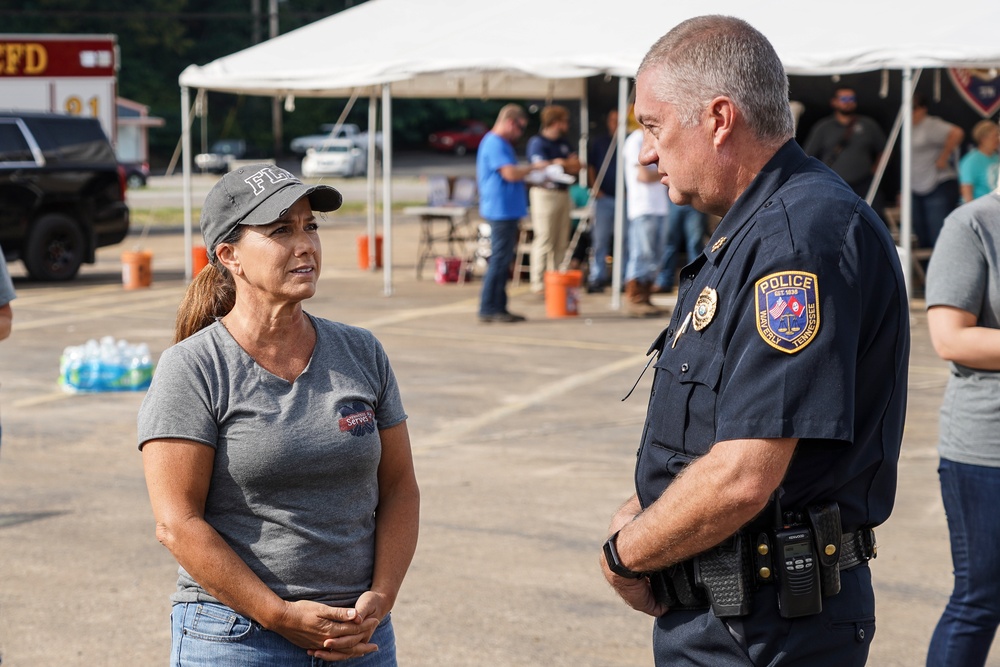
top-left (772, 509), bottom-right (823, 618)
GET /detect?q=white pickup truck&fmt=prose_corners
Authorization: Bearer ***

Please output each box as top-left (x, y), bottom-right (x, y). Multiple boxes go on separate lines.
top-left (289, 123), bottom-right (383, 154)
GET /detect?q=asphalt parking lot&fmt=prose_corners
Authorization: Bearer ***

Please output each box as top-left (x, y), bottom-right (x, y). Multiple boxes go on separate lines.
top-left (0, 180), bottom-right (996, 665)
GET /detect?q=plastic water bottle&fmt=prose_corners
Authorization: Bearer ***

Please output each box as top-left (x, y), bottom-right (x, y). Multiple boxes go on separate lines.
top-left (59, 337), bottom-right (155, 392)
top-left (98, 336), bottom-right (126, 390)
top-left (73, 339), bottom-right (102, 391)
top-left (127, 343), bottom-right (154, 390)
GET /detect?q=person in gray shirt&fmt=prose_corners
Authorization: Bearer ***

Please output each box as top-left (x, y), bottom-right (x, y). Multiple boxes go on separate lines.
top-left (925, 190), bottom-right (1000, 666)
top-left (138, 164), bottom-right (419, 666)
top-left (0, 246), bottom-right (14, 452)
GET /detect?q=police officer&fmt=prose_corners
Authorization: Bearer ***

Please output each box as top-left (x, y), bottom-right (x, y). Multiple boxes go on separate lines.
top-left (600, 15), bottom-right (909, 667)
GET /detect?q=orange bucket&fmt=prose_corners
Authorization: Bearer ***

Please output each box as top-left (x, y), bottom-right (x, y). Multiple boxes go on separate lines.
top-left (544, 269), bottom-right (582, 318)
top-left (192, 245), bottom-right (209, 277)
top-left (121, 250), bottom-right (153, 289)
top-left (357, 234), bottom-right (383, 269)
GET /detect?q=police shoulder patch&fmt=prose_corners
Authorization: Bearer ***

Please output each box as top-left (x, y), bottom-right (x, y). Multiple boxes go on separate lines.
top-left (754, 270), bottom-right (820, 354)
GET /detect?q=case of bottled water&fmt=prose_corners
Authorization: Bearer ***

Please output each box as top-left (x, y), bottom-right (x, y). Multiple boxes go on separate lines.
top-left (59, 336), bottom-right (155, 392)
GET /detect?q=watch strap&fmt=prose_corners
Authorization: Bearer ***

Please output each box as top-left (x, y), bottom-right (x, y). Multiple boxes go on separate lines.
top-left (604, 529), bottom-right (644, 579)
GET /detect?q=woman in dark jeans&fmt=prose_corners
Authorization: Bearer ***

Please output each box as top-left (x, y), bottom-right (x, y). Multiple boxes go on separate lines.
top-left (925, 188), bottom-right (1000, 666)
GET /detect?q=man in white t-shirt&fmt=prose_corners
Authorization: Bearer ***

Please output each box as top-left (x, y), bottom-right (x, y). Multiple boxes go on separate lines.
top-left (622, 126), bottom-right (668, 317)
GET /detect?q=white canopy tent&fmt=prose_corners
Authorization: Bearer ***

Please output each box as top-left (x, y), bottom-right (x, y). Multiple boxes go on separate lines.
top-left (178, 0), bottom-right (1000, 299)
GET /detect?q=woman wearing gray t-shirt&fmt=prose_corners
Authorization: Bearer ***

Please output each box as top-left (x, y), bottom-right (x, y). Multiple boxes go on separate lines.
top-left (925, 190), bottom-right (1000, 666)
top-left (138, 164), bottom-right (419, 666)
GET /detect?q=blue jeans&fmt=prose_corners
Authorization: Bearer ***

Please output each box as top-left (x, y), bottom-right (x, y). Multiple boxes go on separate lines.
top-left (479, 218), bottom-right (520, 316)
top-left (170, 602), bottom-right (397, 666)
top-left (656, 203), bottom-right (706, 290)
top-left (927, 458), bottom-right (1000, 667)
top-left (588, 195), bottom-right (618, 286)
top-left (912, 179), bottom-right (959, 249)
top-left (625, 214), bottom-right (665, 283)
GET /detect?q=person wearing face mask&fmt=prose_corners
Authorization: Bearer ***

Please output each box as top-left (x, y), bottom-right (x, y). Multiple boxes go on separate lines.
top-left (138, 164), bottom-right (420, 666)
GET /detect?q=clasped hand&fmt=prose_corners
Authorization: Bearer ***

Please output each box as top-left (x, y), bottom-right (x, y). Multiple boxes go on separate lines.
top-left (277, 591), bottom-right (386, 661)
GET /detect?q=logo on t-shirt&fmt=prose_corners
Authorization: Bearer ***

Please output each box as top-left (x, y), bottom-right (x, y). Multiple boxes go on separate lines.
top-left (338, 401), bottom-right (376, 436)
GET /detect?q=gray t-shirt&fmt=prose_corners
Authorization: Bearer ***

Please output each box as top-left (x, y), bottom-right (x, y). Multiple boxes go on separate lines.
top-left (925, 194), bottom-right (1000, 467)
top-left (0, 250), bottom-right (15, 307)
top-left (912, 115), bottom-right (959, 195)
top-left (137, 314), bottom-right (407, 606)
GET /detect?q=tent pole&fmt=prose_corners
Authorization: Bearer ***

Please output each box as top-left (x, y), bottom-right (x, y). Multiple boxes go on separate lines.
top-left (181, 85), bottom-right (193, 282)
top-left (367, 91), bottom-right (378, 270)
top-left (611, 76), bottom-right (630, 311)
top-left (382, 83), bottom-right (393, 296)
top-left (165, 90), bottom-right (202, 178)
top-left (579, 85), bottom-right (589, 187)
top-left (868, 107), bottom-right (901, 206)
top-left (901, 68), bottom-right (916, 302)
top-left (200, 90), bottom-right (208, 156)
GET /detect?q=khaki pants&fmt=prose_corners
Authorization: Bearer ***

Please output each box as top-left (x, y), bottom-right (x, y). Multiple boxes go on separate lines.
top-left (528, 187), bottom-right (571, 292)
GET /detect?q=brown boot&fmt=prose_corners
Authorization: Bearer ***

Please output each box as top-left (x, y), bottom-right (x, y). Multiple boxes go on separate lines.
top-left (625, 280), bottom-right (658, 318)
top-left (638, 280), bottom-right (654, 305)
top-left (641, 281), bottom-right (670, 317)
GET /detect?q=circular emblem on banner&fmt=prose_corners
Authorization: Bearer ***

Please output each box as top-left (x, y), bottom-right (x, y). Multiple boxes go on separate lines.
top-left (692, 287), bottom-right (718, 331)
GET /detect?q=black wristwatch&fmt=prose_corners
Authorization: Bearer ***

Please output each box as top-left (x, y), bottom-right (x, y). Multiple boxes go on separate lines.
top-left (603, 529), bottom-right (645, 579)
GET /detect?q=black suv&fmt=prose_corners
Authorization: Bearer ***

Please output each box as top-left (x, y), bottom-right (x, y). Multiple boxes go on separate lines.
top-left (0, 112), bottom-right (130, 280)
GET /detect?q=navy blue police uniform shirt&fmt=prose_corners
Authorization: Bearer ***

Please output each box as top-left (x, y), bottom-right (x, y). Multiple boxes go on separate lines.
top-left (526, 134), bottom-right (575, 191)
top-left (635, 140), bottom-right (909, 533)
top-left (588, 133), bottom-right (617, 197)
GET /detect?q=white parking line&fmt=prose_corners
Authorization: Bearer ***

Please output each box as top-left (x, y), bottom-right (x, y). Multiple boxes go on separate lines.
top-left (414, 353), bottom-right (648, 451)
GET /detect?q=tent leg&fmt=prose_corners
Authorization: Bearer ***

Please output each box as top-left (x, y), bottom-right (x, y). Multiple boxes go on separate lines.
top-left (382, 84), bottom-right (393, 297)
top-left (900, 68), bottom-right (917, 303)
top-left (181, 86), bottom-right (194, 282)
top-left (367, 91), bottom-right (378, 271)
top-left (611, 76), bottom-right (631, 311)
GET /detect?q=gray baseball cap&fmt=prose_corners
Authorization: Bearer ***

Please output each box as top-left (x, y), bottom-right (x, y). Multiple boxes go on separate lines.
top-left (200, 163), bottom-right (343, 261)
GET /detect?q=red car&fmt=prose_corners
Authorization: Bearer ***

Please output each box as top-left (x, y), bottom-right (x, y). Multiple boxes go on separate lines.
top-left (427, 120), bottom-right (488, 156)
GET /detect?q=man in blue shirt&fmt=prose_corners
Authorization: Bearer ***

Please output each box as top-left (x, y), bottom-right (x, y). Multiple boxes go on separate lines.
top-left (476, 104), bottom-right (548, 323)
top-left (600, 16), bottom-right (909, 667)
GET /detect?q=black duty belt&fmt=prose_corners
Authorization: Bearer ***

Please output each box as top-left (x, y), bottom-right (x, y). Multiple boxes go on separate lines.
top-left (649, 526), bottom-right (877, 617)
top-left (838, 527), bottom-right (878, 570)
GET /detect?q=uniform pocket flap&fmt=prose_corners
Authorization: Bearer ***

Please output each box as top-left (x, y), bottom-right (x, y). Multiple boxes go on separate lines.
top-left (654, 337), bottom-right (724, 389)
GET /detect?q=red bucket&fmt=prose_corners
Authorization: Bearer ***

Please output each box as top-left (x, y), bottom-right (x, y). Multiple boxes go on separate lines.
top-left (434, 256), bottom-right (463, 284)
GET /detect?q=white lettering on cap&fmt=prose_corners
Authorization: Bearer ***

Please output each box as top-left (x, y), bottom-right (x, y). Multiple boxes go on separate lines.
top-left (244, 167), bottom-right (292, 195)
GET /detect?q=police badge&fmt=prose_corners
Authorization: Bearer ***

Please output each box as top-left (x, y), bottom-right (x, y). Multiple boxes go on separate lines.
top-left (692, 287), bottom-right (718, 331)
top-left (754, 271), bottom-right (820, 354)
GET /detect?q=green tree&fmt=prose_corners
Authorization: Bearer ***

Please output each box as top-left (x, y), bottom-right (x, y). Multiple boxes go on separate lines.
top-left (2, 1), bottom-right (518, 164)
top-left (3, 1), bottom-right (367, 164)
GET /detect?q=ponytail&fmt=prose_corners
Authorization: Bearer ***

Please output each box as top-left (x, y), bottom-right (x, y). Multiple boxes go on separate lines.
top-left (173, 262), bottom-right (235, 343)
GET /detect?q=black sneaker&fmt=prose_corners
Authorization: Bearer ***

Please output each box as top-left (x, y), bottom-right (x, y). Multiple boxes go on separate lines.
top-left (479, 311), bottom-right (526, 323)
